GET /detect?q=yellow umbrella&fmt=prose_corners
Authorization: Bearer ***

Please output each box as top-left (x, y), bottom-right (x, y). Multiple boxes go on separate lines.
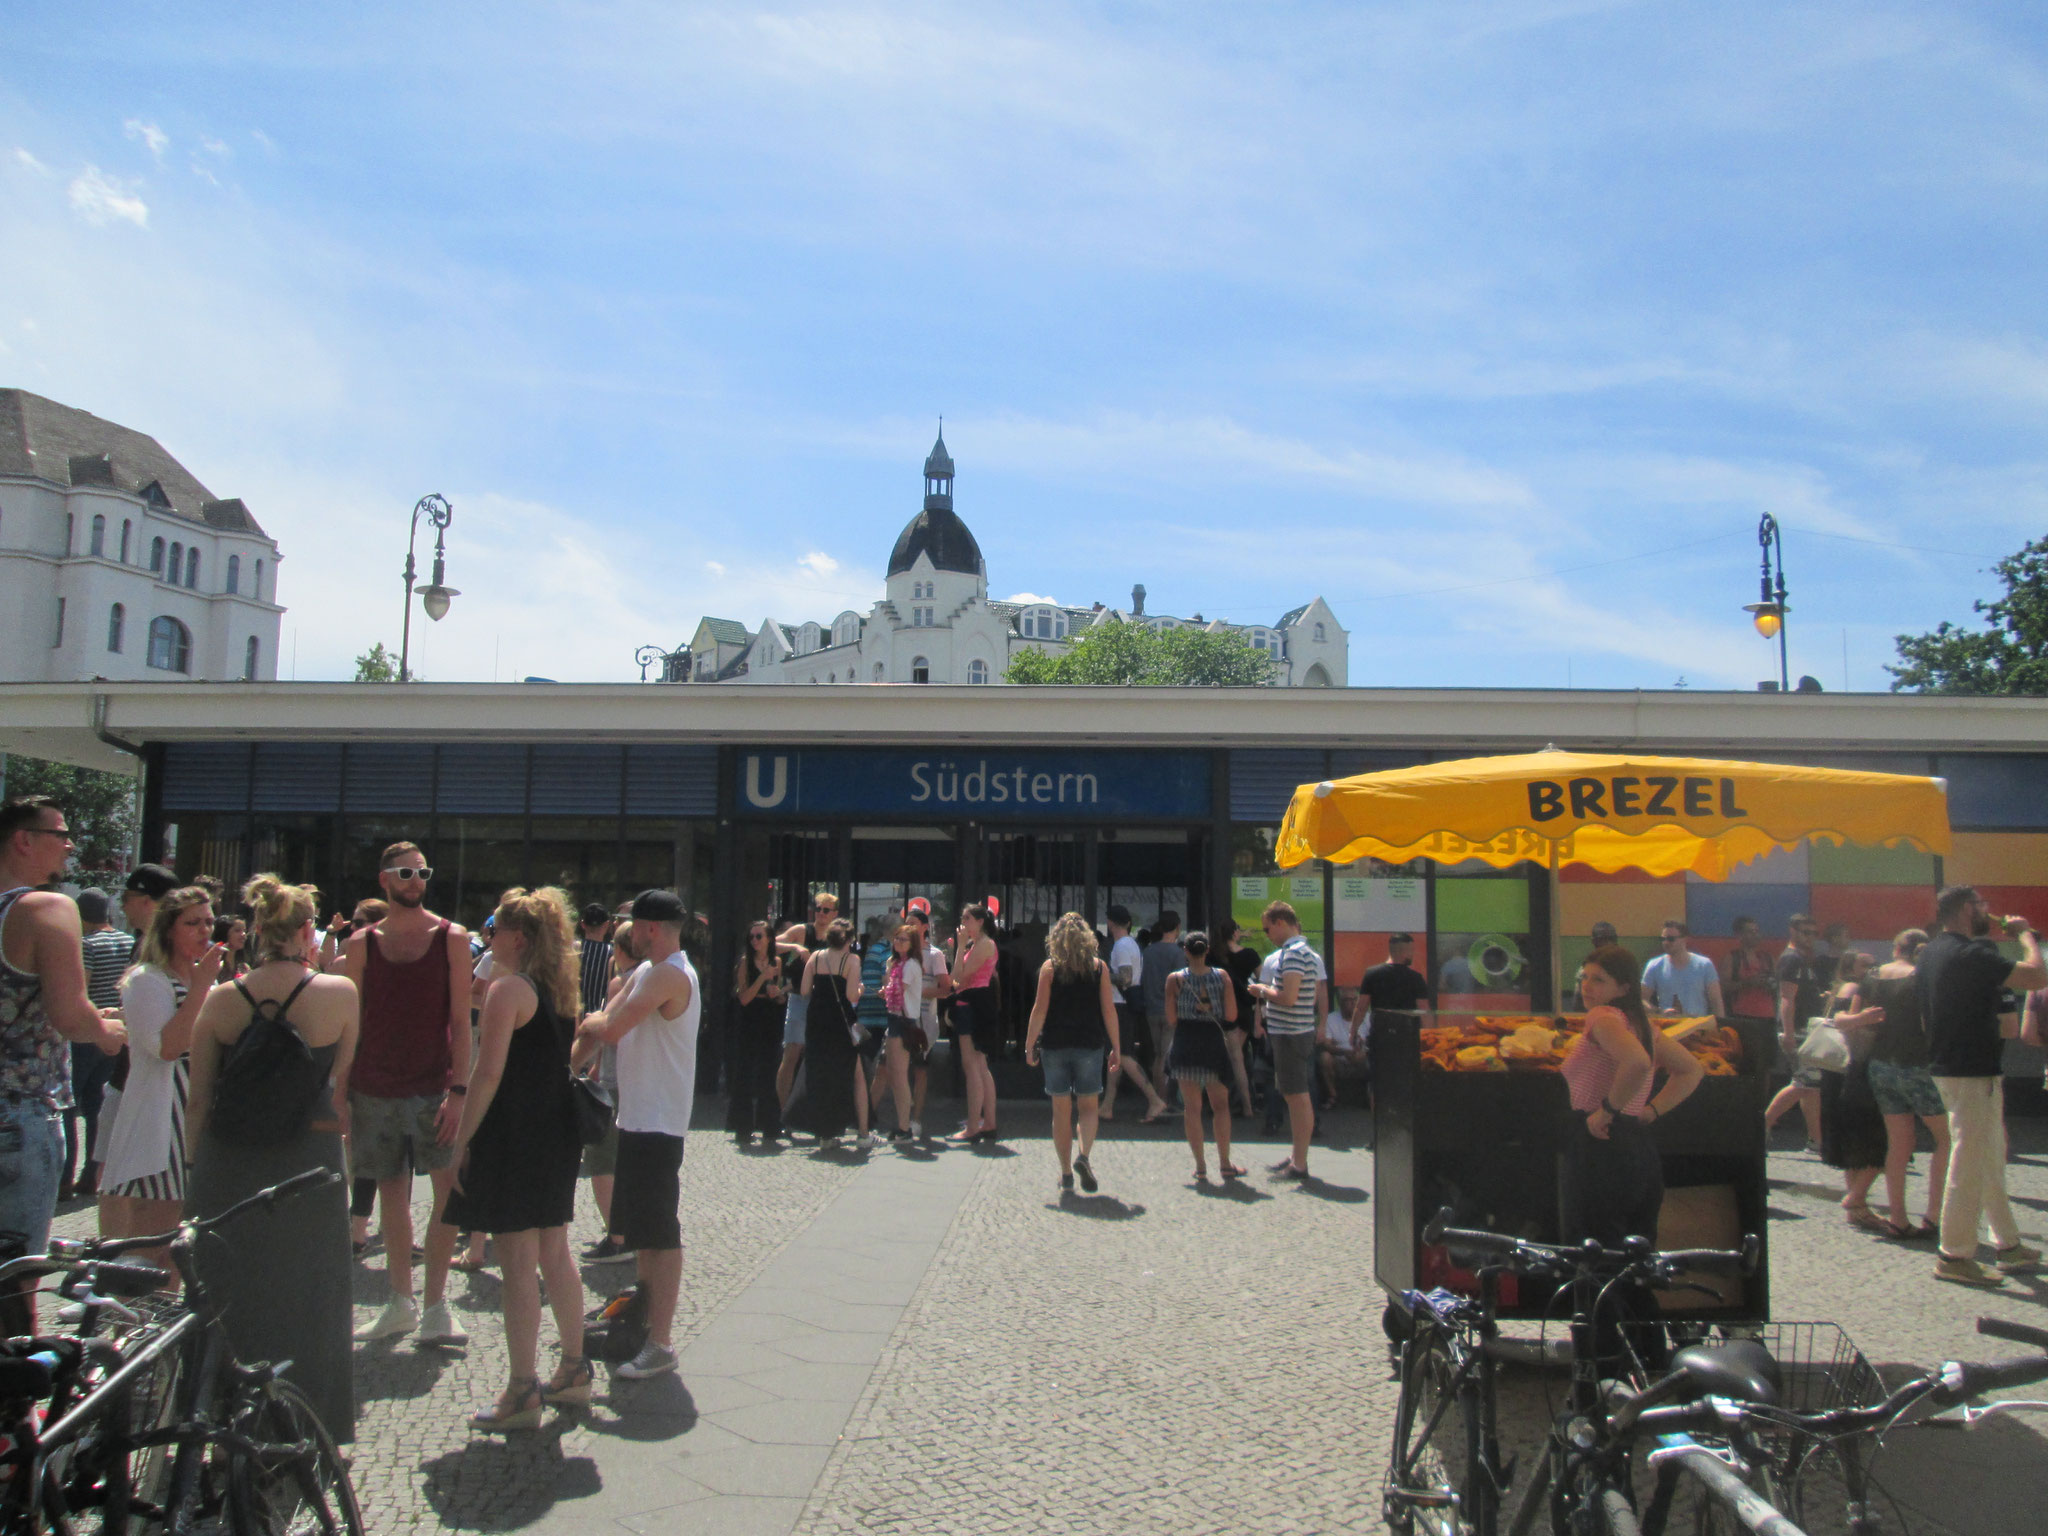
top-left (1276, 748), bottom-right (1951, 1004)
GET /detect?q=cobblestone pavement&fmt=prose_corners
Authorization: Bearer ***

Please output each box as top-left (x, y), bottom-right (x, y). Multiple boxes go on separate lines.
top-left (51, 1108), bottom-right (2048, 1534)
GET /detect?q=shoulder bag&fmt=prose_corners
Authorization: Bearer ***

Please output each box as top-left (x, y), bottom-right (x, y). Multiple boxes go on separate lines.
top-left (1795, 1016), bottom-right (1853, 1074)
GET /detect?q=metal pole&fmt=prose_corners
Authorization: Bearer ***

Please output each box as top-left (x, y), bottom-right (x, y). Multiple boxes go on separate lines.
top-left (399, 494), bottom-right (452, 683)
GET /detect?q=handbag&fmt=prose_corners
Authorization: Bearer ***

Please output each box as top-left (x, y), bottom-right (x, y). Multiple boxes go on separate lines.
top-left (569, 1073), bottom-right (615, 1145)
top-left (1796, 1018), bottom-right (1853, 1074)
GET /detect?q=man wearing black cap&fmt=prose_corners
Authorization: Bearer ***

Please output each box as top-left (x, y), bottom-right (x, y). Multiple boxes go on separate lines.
top-left (577, 904), bottom-right (614, 1019)
top-left (120, 864), bottom-right (177, 939)
top-left (574, 889), bottom-right (700, 1379)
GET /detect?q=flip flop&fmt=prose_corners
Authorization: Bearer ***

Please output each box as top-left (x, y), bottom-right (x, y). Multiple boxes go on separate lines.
top-left (1880, 1219), bottom-right (1915, 1240)
top-left (1220, 1163), bottom-right (1246, 1179)
top-left (1844, 1206), bottom-right (1887, 1233)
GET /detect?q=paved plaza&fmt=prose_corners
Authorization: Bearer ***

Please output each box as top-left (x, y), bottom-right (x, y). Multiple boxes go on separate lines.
top-left (54, 1105), bottom-right (2048, 1534)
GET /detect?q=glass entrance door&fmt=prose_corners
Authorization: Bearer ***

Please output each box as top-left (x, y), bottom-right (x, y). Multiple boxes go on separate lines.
top-left (850, 826), bottom-right (959, 945)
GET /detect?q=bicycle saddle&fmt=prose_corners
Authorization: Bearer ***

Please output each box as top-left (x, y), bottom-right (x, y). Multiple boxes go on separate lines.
top-left (1671, 1340), bottom-right (1782, 1405)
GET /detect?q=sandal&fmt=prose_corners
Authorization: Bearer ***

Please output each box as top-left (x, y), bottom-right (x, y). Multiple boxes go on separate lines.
top-left (1220, 1163), bottom-right (1246, 1179)
top-left (1880, 1219), bottom-right (1916, 1240)
top-left (1192, 1166), bottom-right (1209, 1182)
top-left (451, 1254), bottom-right (489, 1274)
top-left (1844, 1204), bottom-right (1886, 1233)
top-left (471, 1377), bottom-right (543, 1433)
top-left (1140, 1106), bottom-right (1170, 1125)
top-left (542, 1356), bottom-right (593, 1408)
top-left (1912, 1218), bottom-right (1940, 1240)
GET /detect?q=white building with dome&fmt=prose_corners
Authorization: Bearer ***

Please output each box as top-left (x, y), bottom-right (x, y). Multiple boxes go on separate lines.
top-left (678, 433), bottom-right (1347, 688)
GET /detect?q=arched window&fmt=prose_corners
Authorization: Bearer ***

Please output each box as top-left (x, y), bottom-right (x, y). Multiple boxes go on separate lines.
top-left (168, 541), bottom-right (182, 581)
top-left (912, 656), bottom-right (930, 684)
top-left (150, 537), bottom-right (165, 574)
top-left (227, 555), bottom-right (240, 594)
top-left (107, 603), bottom-right (124, 653)
top-left (254, 559), bottom-right (264, 599)
top-left (185, 548), bottom-right (199, 587)
top-left (90, 514), bottom-right (106, 556)
top-left (146, 616), bottom-right (191, 673)
top-left (1303, 662), bottom-right (1332, 687)
top-left (1313, 623), bottom-right (1326, 643)
top-left (244, 635), bottom-right (259, 681)
top-left (120, 520), bottom-right (131, 563)
top-left (967, 659), bottom-right (989, 685)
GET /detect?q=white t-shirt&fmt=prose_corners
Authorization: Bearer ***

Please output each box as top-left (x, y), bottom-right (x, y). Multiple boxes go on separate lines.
top-left (918, 942), bottom-right (947, 1030)
top-left (1108, 934), bottom-right (1143, 994)
top-left (616, 951), bottom-right (699, 1138)
top-left (1260, 939), bottom-right (1326, 1036)
top-left (1322, 1009), bottom-right (1355, 1048)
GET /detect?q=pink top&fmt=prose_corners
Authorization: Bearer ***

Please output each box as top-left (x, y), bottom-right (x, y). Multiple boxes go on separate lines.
top-left (957, 940), bottom-right (996, 993)
top-left (1561, 1007), bottom-right (1654, 1116)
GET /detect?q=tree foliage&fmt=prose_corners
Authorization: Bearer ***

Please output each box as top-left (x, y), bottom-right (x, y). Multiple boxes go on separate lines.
top-left (1004, 618), bottom-right (1279, 686)
top-left (354, 642), bottom-right (401, 682)
top-left (1890, 535), bottom-right (2048, 695)
top-left (0, 752), bottom-right (139, 883)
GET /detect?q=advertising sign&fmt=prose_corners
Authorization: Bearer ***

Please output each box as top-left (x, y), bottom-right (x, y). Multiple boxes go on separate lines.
top-left (736, 749), bottom-right (1211, 820)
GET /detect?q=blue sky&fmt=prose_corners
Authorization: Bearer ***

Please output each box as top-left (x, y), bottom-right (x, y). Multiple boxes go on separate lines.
top-left (4, 1), bottom-right (2045, 686)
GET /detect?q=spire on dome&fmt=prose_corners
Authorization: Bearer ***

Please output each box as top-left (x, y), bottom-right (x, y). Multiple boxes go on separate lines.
top-left (923, 421), bottom-right (954, 510)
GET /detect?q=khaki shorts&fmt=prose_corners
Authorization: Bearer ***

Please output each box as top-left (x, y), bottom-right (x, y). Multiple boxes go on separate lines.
top-left (1270, 1032), bottom-right (1318, 1097)
top-left (580, 1121), bottom-right (620, 1178)
top-left (349, 1092), bottom-right (455, 1181)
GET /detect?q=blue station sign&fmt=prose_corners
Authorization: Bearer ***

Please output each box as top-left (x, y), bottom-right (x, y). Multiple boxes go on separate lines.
top-left (735, 748), bottom-right (1211, 820)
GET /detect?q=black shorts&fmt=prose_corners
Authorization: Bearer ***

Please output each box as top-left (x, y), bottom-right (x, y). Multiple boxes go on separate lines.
top-left (610, 1129), bottom-right (684, 1252)
top-left (953, 986), bottom-right (1001, 1047)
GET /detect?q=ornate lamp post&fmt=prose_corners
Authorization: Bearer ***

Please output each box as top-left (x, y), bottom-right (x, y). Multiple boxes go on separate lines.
top-left (635, 643), bottom-right (688, 682)
top-left (399, 494), bottom-right (458, 683)
top-left (1742, 512), bottom-right (1789, 692)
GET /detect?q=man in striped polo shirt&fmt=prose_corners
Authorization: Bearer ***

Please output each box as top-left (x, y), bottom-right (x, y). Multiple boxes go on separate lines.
top-left (1250, 901), bottom-right (1323, 1181)
top-left (578, 904), bottom-right (615, 1017)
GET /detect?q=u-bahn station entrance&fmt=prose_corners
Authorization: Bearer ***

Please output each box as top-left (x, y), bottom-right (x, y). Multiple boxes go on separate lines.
top-left (8, 681), bottom-right (2048, 1088)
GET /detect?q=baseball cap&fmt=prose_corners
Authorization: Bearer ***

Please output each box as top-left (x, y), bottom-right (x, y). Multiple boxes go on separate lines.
top-left (631, 888), bottom-right (687, 924)
top-left (581, 902), bottom-right (610, 927)
top-left (76, 889), bottom-right (111, 925)
top-left (124, 864), bottom-right (178, 900)
top-left (906, 896), bottom-right (931, 918)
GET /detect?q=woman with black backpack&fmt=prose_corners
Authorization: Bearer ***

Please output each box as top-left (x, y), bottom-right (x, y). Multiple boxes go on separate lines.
top-left (185, 873), bottom-right (361, 1445)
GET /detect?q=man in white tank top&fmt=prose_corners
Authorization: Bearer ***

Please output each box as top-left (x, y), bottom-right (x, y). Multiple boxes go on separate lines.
top-left (573, 889), bottom-right (699, 1379)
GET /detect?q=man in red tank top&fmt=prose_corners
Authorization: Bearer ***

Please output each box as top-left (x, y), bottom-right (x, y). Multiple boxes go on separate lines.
top-left (339, 841), bottom-right (474, 1346)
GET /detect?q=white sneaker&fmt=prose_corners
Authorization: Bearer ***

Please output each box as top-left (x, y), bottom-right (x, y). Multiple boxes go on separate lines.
top-left (353, 1296), bottom-right (418, 1342)
top-left (416, 1300), bottom-right (469, 1347)
top-left (859, 1130), bottom-right (882, 1150)
top-left (819, 1136), bottom-right (841, 1150)
top-left (615, 1341), bottom-right (678, 1380)
top-left (909, 1120), bottom-right (924, 1140)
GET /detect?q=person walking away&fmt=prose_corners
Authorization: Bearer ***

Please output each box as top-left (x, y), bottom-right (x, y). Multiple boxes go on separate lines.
top-left (1856, 930), bottom-right (1948, 1238)
top-left (1919, 887), bottom-right (2047, 1287)
top-left (775, 893), bottom-right (838, 1123)
top-left (1142, 912), bottom-right (1187, 1105)
top-left (1165, 932), bottom-right (1241, 1180)
top-left (67, 888), bottom-right (128, 1200)
top-left (729, 920), bottom-right (788, 1146)
top-left (581, 920), bottom-right (644, 1264)
top-left (1642, 922), bottom-right (1724, 1016)
top-left (577, 903), bottom-right (613, 1019)
top-left (1099, 905), bottom-right (1167, 1124)
top-left (800, 920), bottom-right (868, 1149)
top-left (878, 924), bottom-right (924, 1143)
top-left (1764, 915), bottom-right (1829, 1150)
top-left (339, 842), bottom-right (474, 1346)
top-left (946, 905), bottom-right (1000, 1144)
top-left (574, 889), bottom-right (701, 1379)
top-left (445, 889), bottom-right (588, 1429)
top-left (1247, 903), bottom-right (1324, 1181)
top-left (1816, 952), bottom-right (1889, 1230)
top-left (0, 797), bottom-right (128, 1281)
top-left (1352, 932), bottom-right (1432, 1117)
top-left (1024, 912), bottom-right (1119, 1193)
top-left (1217, 920), bottom-right (1260, 1118)
top-left (185, 874), bottom-right (358, 1443)
top-left (104, 887), bottom-right (224, 1256)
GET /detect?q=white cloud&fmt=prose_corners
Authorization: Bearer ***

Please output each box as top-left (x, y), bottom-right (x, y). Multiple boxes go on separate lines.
top-left (123, 119), bottom-right (168, 161)
top-left (704, 560), bottom-right (726, 576)
top-left (66, 167), bottom-right (148, 227)
top-left (199, 136), bottom-right (230, 157)
top-left (250, 128), bottom-right (277, 157)
top-left (798, 550), bottom-right (839, 575)
top-left (1003, 591), bottom-right (1059, 606)
top-left (14, 149), bottom-right (49, 176)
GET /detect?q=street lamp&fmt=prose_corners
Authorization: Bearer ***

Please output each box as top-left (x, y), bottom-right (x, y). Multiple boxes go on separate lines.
top-left (399, 494), bottom-right (459, 683)
top-left (1742, 512), bottom-right (1789, 692)
top-left (635, 643), bottom-right (688, 682)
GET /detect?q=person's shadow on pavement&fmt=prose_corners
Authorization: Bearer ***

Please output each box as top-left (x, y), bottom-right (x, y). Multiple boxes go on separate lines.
top-left (1050, 1193), bottom-right (1145, 1219)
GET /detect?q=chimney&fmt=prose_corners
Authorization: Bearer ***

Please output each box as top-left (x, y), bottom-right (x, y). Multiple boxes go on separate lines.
top-left (1132, 583), bottom-right (1146, 616)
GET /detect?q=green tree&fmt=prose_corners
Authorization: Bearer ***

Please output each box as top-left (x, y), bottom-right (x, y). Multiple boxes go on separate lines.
top-left (0, 752), bottom-right (139, 883)
top-left (1890, 535), bottom-right (2048, 695)
top-left (354, 642), bottom-right (401, 682)
top-left (1004, 618), bottom-right (1279, 686)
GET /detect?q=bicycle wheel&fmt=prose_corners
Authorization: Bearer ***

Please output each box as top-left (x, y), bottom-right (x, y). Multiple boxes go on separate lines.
top-left (228, 1380), bottom-right (362, 1536)
top-left (42, 1321), bottom-right (185, 1536)
top-left (1386, 1330), bottom-right (1488, 1536)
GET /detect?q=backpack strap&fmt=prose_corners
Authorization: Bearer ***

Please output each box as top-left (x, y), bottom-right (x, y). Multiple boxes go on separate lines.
top-left (236, 973), bottom-right (316, 1025)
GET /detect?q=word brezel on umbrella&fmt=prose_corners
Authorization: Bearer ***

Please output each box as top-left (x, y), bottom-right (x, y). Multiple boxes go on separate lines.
top-left (1527, 774), bottom-right (1749, 823)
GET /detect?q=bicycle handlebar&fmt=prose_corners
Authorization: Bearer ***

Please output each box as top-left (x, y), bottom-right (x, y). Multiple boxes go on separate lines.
top-left (78, 1168), bottom-right (340, 1260)
top-left (1978, 1316), bottom-right (2048, 1351)
top-left (1421, 1207), bottom-right (1757, 1282)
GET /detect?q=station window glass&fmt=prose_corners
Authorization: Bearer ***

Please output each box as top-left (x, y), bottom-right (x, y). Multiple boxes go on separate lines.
top-left (1431, 861), bottom-right (1539, 1017)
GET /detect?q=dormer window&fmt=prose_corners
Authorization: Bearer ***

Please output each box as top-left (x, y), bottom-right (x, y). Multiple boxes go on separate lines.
top-left (1314, 622), bottom-right (1326, 643)
top-left (1022, 607), bottom-right (1067, 640)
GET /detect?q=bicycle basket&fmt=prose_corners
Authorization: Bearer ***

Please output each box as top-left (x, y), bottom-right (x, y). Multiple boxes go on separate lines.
top-left (1616, 1320), bottom-right (1886, 1412)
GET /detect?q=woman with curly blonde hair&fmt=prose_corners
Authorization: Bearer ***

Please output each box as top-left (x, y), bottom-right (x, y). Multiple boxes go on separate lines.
top-left (444, 888), bottom-right (586, 1431)
top-left (1024, 912), bottom-right (1122, 1194)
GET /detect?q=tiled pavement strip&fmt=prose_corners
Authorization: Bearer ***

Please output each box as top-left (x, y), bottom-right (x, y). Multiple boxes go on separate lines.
top-left (51, 1108), bottom-right (2048, 1533)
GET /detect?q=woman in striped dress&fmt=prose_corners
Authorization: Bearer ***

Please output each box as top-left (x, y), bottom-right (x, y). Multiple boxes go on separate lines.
top-left (104, 887), bottom-right (224, 1257)
top-left (1164, 933), bottom-right (1241, 1181)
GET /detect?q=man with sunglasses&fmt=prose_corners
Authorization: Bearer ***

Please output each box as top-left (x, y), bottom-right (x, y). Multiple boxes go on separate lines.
top-left (340, 841), bottom-right (474, 1346)
top-left (1641, 921), bottom-right (1723, 1016)
top-left (0, 797), bottom-right (127, 1264)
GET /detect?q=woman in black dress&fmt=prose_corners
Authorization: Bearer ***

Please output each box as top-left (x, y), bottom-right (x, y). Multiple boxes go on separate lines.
top-left (1817, 951), bottom-right (1890, 1231)
top-left (445, 887), bottom-right (586, 1431)
top-left (800, 918), bottom-right (866, 1149)
top-left (730, 921), bottom-right (787, 1145)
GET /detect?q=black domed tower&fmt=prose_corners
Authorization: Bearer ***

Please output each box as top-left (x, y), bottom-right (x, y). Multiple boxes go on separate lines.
top-left (887, 428), bottom-right (985, 588)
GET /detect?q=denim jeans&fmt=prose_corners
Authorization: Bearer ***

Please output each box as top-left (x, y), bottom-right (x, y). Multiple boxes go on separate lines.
top-left (0, 1099), bottom-right (67, 1257)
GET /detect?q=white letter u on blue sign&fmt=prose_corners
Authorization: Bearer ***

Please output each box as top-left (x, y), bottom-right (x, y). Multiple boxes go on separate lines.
top-left (744, 754), bottom-right (789, 809)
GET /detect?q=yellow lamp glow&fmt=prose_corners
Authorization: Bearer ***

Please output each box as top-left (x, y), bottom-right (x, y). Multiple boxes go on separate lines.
top-left (1744, 601), bottom-right (1784, 639)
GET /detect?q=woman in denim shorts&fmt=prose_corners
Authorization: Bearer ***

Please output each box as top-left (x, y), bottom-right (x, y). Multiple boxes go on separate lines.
top-left (1858, 929), bottom-right (1949, 1239)
top-left (1024, 913), bottom-right (1121, 1195)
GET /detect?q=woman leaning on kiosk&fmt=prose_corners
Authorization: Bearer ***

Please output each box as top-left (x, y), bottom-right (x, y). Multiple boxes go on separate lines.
top-left (1561, 945), bottom-right (1703, 1246)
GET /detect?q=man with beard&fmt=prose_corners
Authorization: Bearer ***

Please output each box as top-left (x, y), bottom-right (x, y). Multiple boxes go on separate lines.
top-left (1920, 885), bottom-right (2047, 1287)
top-left (0, 798), bottom-right (127, 1265)
top-left (340, 842), bottom-right (474, 1344)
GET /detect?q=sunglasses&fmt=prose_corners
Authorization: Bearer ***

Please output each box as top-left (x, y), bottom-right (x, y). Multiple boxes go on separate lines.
top-left (22, 827), bottom-right (73, 840)
top-left (1660, 935), bottom-right (1682, 944)
top-left (387, 866), bottom-right (433, 882)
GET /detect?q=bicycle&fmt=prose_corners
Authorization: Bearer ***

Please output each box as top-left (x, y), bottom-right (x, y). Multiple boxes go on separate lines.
top-left (0, 1168), bottom-right (362, 1536)
top-left (1386, 1209), bottom-right (1757, 1536)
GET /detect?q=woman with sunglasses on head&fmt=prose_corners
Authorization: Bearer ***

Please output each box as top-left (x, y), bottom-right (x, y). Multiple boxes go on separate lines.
top-left (947, 904), bottom-right (1002, 1144)
top-left (730, 920), bottom-right (789, 1146)
top-left (104, 886), bottom-right (225, 1255)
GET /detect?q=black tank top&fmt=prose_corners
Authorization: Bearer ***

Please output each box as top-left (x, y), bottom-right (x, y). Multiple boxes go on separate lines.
top-left (1041, 961), bottom-right (1107, 1051)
